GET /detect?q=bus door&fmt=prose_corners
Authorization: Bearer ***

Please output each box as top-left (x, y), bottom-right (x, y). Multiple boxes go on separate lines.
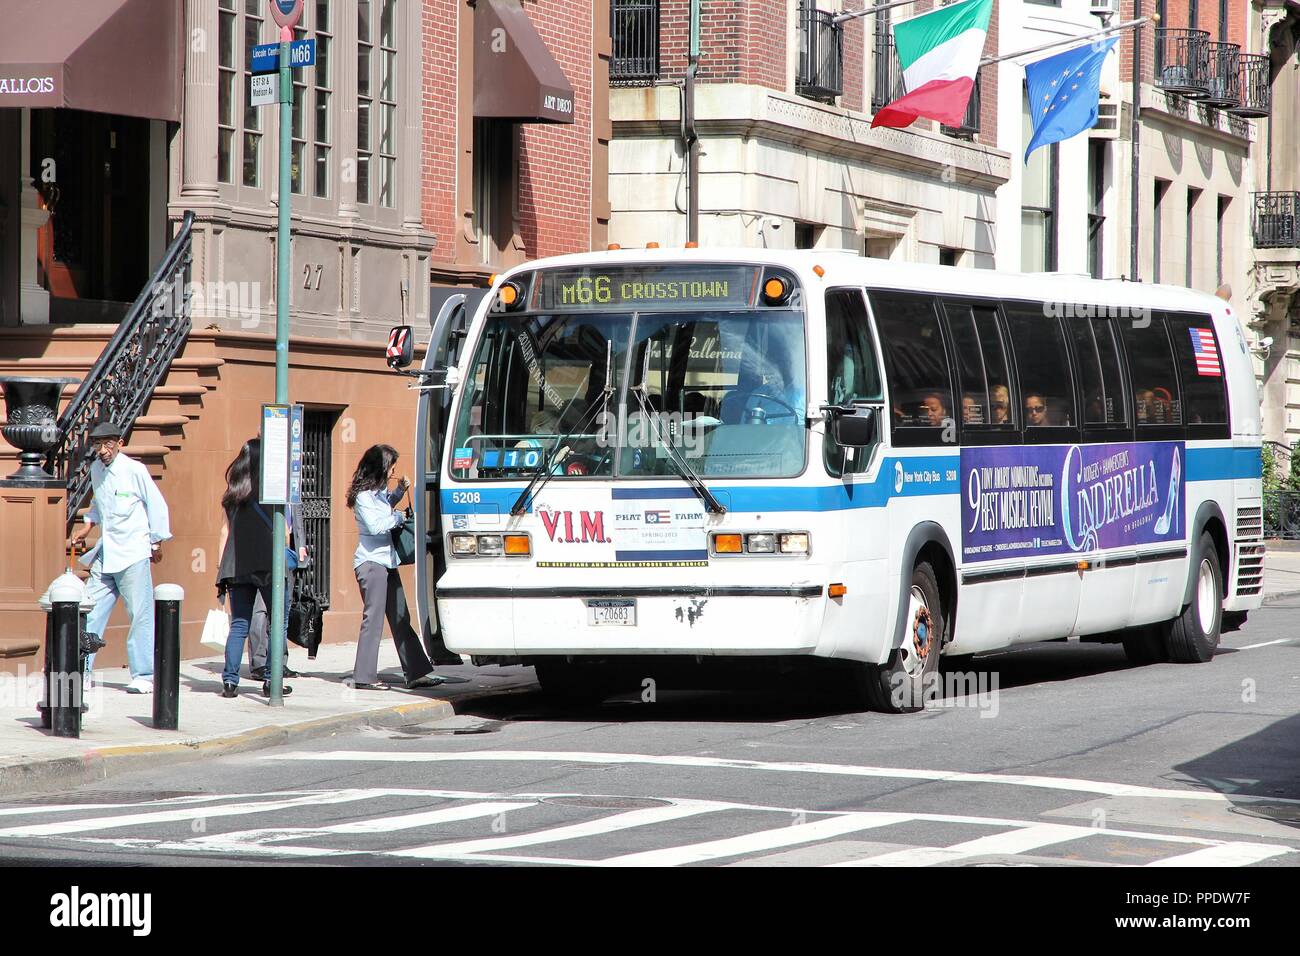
top-left (415, 293), bottom-right (480, 646)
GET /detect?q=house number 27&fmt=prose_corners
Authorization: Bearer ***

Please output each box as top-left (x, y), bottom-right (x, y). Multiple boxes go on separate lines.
top-left (302, 263), bottom-right (324, 290)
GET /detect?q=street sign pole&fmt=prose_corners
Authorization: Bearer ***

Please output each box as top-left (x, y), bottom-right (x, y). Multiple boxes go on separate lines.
top-left (267, 2), bottom-right (301, 706)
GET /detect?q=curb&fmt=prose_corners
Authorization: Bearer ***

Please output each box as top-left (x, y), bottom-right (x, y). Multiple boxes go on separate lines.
top-left (0, 697), bottom-right (455, 799)
top-left (1262, 589), bottom-right (1300, 606)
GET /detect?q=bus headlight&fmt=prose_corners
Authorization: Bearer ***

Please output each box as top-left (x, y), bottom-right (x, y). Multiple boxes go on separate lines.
top-left (450, 534), bottom-right (478, 555)
top-left (476, 535), bottom-right (504, 555)
top-left (779, 533), bottom-right (810, 554)
top-left (746, 533), bottom-right (776, 553)
top-left (449, 532), bottom-right (532, 557)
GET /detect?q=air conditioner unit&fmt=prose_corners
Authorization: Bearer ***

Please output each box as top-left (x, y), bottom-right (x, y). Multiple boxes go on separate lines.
top-left (1089, 0), bottom-right (1117, 17)
top-left (1091, 100), bottom-right (1120, 139)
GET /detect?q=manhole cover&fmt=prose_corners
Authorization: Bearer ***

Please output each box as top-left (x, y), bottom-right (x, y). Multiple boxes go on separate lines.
top-left (1230, 802), bottom-right (1300, 824)
top-left (542, 796), bottom-right (673, 810)
top-left (388, 718), bottom-right (502, 737)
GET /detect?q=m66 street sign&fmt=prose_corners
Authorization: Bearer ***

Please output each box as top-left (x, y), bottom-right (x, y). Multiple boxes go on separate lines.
top-left (268, 0), bottom-right (304, 29)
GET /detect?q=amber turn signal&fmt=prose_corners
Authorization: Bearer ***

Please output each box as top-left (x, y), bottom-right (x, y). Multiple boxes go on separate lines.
top-left (504, 534), bottom-right (531, 556)
top-left (764, 277), bottom-right (786, 300)
top-left (499, 283), bottom-right (519, 307)
top-left (712, 533), bottom-right (743, 554)
top-left (812, 264), bottom-right (825, 277)
top-left (829, 583), bottom-right (847, 598)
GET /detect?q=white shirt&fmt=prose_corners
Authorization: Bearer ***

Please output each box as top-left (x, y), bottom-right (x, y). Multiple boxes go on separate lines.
top-left (353, 488), bottom-right (405, 570)
top-left (85, 453), bottom-right (172, 573)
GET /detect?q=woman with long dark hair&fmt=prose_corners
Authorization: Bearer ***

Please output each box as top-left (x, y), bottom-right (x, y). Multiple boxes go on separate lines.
top-left (347, 443), bottom-right (439, 690)
top-left (215, 438), bottom-right (295, 697)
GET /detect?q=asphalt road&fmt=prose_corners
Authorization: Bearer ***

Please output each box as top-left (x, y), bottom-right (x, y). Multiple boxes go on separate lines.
top-left (2, 601), bottom-right (1298, 868)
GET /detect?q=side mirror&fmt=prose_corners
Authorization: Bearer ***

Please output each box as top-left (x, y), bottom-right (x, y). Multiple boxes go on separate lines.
top-left (386, 325), bottom-right (415, 369)
top-left (831, 406), bottom-right (877, 448)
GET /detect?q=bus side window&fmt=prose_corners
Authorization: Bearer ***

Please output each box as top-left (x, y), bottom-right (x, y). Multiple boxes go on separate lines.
top-left (1004, 304), bottom-right (1078, 435)
top-left (824, 288), bottom-right (883, 475)
top-left (868, 291), bottom-right (954, 445)
top-left (1067, 315), bottom-right (1129, 427)
top-left (1119, 313), bottom-right (1184, 428)
top-left (1165, 312), bottom-right (1228, 429)
top-left (943, 302), bottom-right (1016, 430)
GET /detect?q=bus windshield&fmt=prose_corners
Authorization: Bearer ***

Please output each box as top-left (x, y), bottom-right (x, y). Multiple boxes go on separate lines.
top-left (449, 309), bottom-right (807, 480)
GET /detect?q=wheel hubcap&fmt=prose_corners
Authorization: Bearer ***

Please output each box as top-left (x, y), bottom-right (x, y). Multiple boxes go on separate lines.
top-left (1196, 558), bottom-right (1217, 633)
top-left (901, 586), bottom-right (932, 677)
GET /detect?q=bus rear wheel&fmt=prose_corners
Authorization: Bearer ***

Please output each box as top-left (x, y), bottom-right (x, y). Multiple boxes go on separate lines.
top-left (859, 560), bottom-right (945, 713)
top-left (1160, 532), bottom-right (1223, 663)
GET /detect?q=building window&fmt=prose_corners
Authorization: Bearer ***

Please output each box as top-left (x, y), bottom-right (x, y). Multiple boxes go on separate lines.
top-left (242, 0), bottom-right (265, 188)
top-left (1217, 0), bottom-right (1227, 39)
top-left (218, 0), bottom-right (237, 184)
top-left (1153, 178), bottom-right (1170, 284)
top-left (474, 119), bottom-right (515, 265)
top-left (795, 222), bottom-right (820, 249)
top-left (1021, 94), bottom-right (1058, 272)
top-left (610, 0), bottom-right (659, 86)
top-left (1216, 195), bottom-right (1229, 288)
top-left (313, 1), bottom-right (333, 199)
top-left (291, 20), bottom-right (308, 195)
top-left (939, 247), bottom-right (959, 267)
top-left (357, 0), bottom-right (397, 208)
top-left (872, 10), bottom-right (903, 113)
top-left (1186, 186), bottom-right (1201, 287)
top-left (1088, 140), bottom-right (1106, 279)
top-left (796, 0), bottom-right (843, 102)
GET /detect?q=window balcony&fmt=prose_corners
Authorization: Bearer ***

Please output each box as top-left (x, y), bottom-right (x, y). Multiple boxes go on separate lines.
top-left (1230, 53), bottom-right (1271, 117)
top-left (941, 74), bottom-right (981, 139)
top-left (797, 4), bottom-right (843, 102)
top-left (1154, 28), bottom-right (1210, 97)
top-left (609, 0), bottom-right (659, 87)
top-left (1253, 192), bottom-right (1300, 249)
top-left (871, 33), bottom-right (905, 113)
top-left (1201, 41), bottom-right (1240, 108)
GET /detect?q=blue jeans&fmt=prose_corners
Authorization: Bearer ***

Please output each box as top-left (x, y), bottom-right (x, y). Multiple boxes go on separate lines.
top-left (223, 583), bottom-right (286, 686)
top-left (84, 557), bottom-right (155, 680)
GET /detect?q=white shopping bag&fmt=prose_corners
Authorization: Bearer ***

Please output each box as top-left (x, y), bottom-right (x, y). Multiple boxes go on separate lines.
top-left (200, 608), bottom-right (230, 649)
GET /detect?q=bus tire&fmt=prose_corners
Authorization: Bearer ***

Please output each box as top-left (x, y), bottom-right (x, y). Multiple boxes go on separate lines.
top-left (534, 661), bottom-right (608, 705)
top-left (1160, 532), bottom-right (1223, 664)
top-left (1121, 625), bottom-right (1167, 665)
top-left (862, 560), bottom-right (945, 713)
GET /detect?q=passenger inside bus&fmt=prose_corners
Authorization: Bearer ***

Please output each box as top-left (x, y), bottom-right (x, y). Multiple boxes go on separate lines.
top-left (990, 384), bottom-right (1010, 424)
top-left (920, 393), bottom-right (949, 427)
top-left (961, 394), bottom-right (982, 424)
top-left (1025, 392), bottom-right (1048, 428)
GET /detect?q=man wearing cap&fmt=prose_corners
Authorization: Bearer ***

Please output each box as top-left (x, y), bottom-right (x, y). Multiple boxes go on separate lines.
top-left (70, 421), bottom-right (172, 694)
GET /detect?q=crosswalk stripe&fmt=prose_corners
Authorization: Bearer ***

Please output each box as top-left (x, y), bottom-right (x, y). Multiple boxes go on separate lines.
top-left (832, 823), bottom-right (1093, 866)
top-left (1144, 843), bottom-right (1295, 867)
top-left (392, 801), bottom-right (728, 860)
top-left (596, 813), bottom-right (914, 867)
top-left (274, 749), bottom-right (1293, 803)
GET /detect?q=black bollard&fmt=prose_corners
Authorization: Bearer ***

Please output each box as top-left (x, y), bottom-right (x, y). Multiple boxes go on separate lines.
top-left (153, 584), bottom-right (184, 730)
top-left (46, 580), bottom-right (84, 739)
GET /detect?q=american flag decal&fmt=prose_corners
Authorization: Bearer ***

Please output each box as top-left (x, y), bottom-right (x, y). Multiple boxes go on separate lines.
top-left (1188, 327), bottom-right (1221, 377)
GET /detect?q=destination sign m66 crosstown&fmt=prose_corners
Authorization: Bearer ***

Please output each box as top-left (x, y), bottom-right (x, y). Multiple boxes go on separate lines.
top-left (251, 39), bottom-right (316, 73)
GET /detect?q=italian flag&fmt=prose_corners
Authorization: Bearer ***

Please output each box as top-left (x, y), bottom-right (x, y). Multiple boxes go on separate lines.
top-left (871, 0), bottom-right (993, 129)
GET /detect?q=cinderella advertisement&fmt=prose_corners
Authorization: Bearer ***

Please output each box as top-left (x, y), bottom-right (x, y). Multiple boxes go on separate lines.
top-left (960, 442), bottom-right (1184, 564)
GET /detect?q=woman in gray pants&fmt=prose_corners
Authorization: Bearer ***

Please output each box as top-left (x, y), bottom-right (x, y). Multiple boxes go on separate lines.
top-left (346, 444), bottom-right (440, 690)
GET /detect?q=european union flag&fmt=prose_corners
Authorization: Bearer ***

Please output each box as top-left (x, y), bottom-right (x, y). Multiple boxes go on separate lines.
top-left (1024, 38), bottom-right (1116, 163)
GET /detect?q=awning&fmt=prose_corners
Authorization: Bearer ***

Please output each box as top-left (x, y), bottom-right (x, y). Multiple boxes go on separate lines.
top-left (474, 0), bottom-right (575, 125)
top-left (0, 0), bottom-right (182, 121)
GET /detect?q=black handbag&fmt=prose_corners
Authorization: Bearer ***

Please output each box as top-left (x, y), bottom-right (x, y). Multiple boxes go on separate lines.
top-left (288, 578), bottom-right (324, 659)
top-left (391, 507), bottom-right (416, 566)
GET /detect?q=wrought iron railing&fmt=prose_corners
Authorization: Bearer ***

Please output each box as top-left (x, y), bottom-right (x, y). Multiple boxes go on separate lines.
top-left (1230, 53), bottom-right (1270, 117)
top-left (796, 4), bottom-right (843, 101)
top-left (1154, 28), bottom-right (1210, 97)
top-left (609, 0), bottom-right (659, 87)
top-left (46, 211), bottom-right (195, 532)
top-left (1264, 491), bottom-right (1300, 540)
top-left (1252, 192), bottom-right (1300, 248)
top-left (871, 32), bottom-right (905, 113)
top-left (941, 74), bottom-right (980, 139)
top-left (1201, 41), bottom-right (1240, 108)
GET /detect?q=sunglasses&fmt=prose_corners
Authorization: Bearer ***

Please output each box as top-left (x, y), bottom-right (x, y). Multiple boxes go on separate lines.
top-left (1027, 405), bottom-right (1046, 413)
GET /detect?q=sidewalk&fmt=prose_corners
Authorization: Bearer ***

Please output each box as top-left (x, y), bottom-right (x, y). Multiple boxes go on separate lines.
top-left (0, 639), bottom-right (535, 797)
top-left (1262, 541), bottom-right (1300, 604)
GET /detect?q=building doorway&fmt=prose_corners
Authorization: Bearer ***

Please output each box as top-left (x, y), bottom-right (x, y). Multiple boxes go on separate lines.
top-left (300, 408), bottom-right (339, 608)
top-left (29, 109), bottom-right (154, 322)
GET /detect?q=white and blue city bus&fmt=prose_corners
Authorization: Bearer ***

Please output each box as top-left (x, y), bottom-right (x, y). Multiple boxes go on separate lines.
top-left (386, 249), bottom-right (1265, 712)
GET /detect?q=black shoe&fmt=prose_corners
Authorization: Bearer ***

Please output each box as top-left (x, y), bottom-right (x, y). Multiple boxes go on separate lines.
top-left (262, 681), bottom-right (293, 697)
top-left (282, 666), bottom-right (300, 678)
top-left (406, 674), bottom-right (444, 689)
top-left (221, 682), bottom-right (238, 698)
top-left (253, 666), bottom-right (299, 679)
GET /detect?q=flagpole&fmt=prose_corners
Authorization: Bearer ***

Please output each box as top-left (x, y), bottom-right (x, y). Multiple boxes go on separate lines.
top-left (832, 0), bottom-right (925, 26)
top-left (979, 16), bottom-right (1155, 67)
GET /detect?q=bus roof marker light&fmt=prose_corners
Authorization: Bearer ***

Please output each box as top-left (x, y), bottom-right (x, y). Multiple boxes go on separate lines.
top-left (685, 241), bottom-right (698, 248)
top-left (762, 276), bottom-right (791, 306)
top-left (829, 583), bottom-right (847, 598)
top-left (646, 242), bottom-right (660, 249)
top-left (813, 265), bottom-right (825, 278)
top-left (607, 243), bottom-right (621, 251)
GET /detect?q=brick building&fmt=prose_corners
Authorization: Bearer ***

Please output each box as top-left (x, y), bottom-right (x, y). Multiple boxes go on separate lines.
top-left (608, 0), bottom-right (1011, 264)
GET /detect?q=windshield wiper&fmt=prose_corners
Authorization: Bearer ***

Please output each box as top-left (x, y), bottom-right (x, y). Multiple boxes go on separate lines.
top-left (631, 342), bottom-right (726, 515)
top-left (510, 341), bottom-right (614, 516)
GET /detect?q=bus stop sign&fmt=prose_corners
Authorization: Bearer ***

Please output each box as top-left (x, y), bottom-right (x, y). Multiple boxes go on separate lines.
top-left (269, 0), bottom-right (304, 29)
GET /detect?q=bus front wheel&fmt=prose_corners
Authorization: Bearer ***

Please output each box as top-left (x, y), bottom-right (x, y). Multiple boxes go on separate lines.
top-left (859, 560), bottom-right (945, 713)
top-left (1160, 532), bottom-right (1223, 664)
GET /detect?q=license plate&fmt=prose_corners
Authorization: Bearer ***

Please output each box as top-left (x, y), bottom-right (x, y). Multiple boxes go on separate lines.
top-left (587, 599), bottom-right (636, 626)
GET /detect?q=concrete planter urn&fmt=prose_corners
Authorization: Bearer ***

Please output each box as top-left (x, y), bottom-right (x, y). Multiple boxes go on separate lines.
top-left (0, 376), bottom-right (77, 482)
